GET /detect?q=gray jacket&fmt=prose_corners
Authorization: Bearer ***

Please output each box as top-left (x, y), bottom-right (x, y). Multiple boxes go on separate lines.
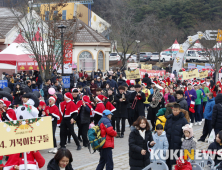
top-left (177, 97), bottom-right (188, 111)
top-left (181, 136), bottom-right (196, 153)
top-left (73, 72), bottom-right (79, 83)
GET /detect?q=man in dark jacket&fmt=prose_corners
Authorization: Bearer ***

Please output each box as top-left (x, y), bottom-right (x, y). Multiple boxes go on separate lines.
top-left (43, 79), bottom-right (51, 105)
top-left (164, 103), bottom-right (188, 170)
top-left (212, 93), bottom-right (222, 135)
top-left (95, 77), bottom-right (102, 88)
top-left (114, 86), bottom-right (129, 138)
top-left (176, 90), bottom-right (188, 111)
top-left (23, 80), bottom-right (32, 93)
top-left (129, 84), bottom-right (146, 122)
top-left (97, 110), bottom-right (117, 170)
top-left (142, 73), bottom-right (152, 88)
top-left (106, 75), bottom-right (118, 94)
top-left (199, 92), bottom-right (215, 142)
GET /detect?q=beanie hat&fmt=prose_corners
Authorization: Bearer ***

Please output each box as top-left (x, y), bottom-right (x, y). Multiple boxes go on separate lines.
top-left (64, 92), bottom-right (73, 101)
top-left (49, 96), bottom-right (57, 102)
top-left (168, 95), bottom-right (175, 103)
top-left (182, 124), bottom-right (193, 138)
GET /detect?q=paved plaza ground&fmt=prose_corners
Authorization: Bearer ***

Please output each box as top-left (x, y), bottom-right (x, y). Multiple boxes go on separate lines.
top-left (2, 120), bottom-right (209, 170)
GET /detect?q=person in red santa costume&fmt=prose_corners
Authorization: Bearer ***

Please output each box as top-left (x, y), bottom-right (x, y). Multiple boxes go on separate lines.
top-left (1, 151), bottom-right (45, 170)
top-left (43, 96), bottom-right (60, 154)
top-left (76, 95), bottom-right (94, 147)
top-left (94, 95), bottom-right (106, 125)
top-left (59, 92), bottom-right (81, 150)
top-left (0, 100), bottom-right (17, 122)
top-left (216, 81), bottom-right (222, 94)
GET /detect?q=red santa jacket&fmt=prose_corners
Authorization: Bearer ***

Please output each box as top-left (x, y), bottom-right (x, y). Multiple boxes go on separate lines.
top-left (94, 102), bottom-right (106, 116)
top-left (45, 104), bottom-right (60, 122)
top-left (105, 101), bottom-right (116, 113)
top-left (6, 108), bottom-right (17, 121)
top-left (59, 100), bottom-right (78, 118)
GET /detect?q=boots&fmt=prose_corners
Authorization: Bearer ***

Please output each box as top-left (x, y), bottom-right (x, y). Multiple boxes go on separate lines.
top-left (120, 133), bottom-right (124, 138)
top-left (116, 133), bottom-right (121, 138)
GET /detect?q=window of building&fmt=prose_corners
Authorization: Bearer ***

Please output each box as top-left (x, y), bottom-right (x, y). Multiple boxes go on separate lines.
top-left (98, 51), bottom-right (104, 71)
top-left (45, 11), bottom-right (49, 21)
top-left (79, 51), bottom-right (95, 71)
top-left (62, 10), bottom-right (66, 20)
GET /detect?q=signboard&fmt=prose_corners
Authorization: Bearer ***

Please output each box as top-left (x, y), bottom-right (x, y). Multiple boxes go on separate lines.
top-left (0, 117), bottom-right (53, 156)
top-left (140, 69), bottom-right (166, 78)
top-left (205, 63), bottom-right (214, 69)
top-left (197, 65), bottom-right (205, 71)
top-left (0, 80), bottom-right (8, 89)
top-left (17, 61), bottom-right (39, 71)
top-left (127, 63), bottom-right (139, 70)
top-left (188, 63), bottom-right (196, 69)
top-left (62, 76), bottom-right (70, 88)
top-left (125, 69), bottom-right (141, 79)
top-left (219, 73), bottom-right (222, 81)
top-left (199, 70), bottom-right (208, 79)
top-left (183, 69), bottom-right (199, 80)
top-left (141, 64), bottom-right (152, 70)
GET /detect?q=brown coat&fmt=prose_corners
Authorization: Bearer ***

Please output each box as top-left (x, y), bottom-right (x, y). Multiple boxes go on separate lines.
top-left (165, 102), bottom-right (190, 123)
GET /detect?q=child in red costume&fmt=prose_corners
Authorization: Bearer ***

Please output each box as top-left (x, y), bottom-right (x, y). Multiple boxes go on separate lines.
top-left (59, 92), bottom-right (81, 150)
top-left (94, 95), bottom-right (106, 125)
top-left (2, 151), bottom-right (45, 170)
top-left (0, 100), bottom-right (17, 122)
top-left (44, 96), bottom-right (60, 154)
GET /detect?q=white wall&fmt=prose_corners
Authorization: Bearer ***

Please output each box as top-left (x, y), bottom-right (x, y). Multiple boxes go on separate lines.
top-left (73, 46), bottom-right (110, 71)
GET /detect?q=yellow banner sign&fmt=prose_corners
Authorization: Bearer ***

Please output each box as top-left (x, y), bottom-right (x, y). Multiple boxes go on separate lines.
top-left (125, 69), bottom-right (141, 79)
top-left (199, 70), bottom-right (208, 79)
top-left (0, 117), bottom-right (53, 156)
top-left (183, 69), bottom-right (199, 80)
top-left (141, 64), bottom-right (152, 70)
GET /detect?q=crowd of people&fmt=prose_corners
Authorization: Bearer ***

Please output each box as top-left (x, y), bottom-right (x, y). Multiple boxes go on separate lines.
top-left (0, 68), bottom-right (222, 170)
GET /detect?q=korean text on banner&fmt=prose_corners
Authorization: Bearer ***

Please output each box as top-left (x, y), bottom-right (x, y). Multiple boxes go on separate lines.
top-left (63, 42), bottom-right (73, 74)
top-left (205, 63), bottom-right (214, 69)
top-left (17, 62), bottom-right (28, 71)
top-left (140, 69), bottom-right (166, 78)
top-left (188, 63), bottom-right (196, 69)
top-left (62, 76), bottom-right (70, 88)
top-left (199, 71), bottom-right (208, 79)
top-left (197, 65), bottom-right (205, 71)
top-left (127, 63), bottom-right (139, 70)
top-left (141, 64), bottom-right (152, 70)
top-left (0, 80), bottom-right (7, 88)
top-left (0, 117), bottom-right (53, 156)
top-left (183, 69), bottom-right (199, 80)
top-left (125, 69), bottom-right (141, 79)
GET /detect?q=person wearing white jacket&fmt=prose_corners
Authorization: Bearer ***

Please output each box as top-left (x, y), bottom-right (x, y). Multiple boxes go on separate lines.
top-left (151, 124), bottom-right (169, 162)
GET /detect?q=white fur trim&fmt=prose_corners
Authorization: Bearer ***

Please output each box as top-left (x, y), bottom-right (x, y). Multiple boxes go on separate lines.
top-left (3, 166), bottom-right (14, 170)
top-left (49, 96), bottom-right (55, 101)
top-left (52, 113), bottom-right (60, 120)
top-left (111, 108), bottom-right (116, 112)
top-left (19, 164), bottom-right (37, 169)
top-left (94, 111), bottom-right (103, 116)
top-left (6, 114), bottom-right (13, 121)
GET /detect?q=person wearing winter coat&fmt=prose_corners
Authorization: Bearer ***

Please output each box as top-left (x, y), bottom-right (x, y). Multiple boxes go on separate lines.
top-left (151, 124), bottom-right (169, 162)
top-left (96, 110), bottom-right (117, 170)
top-left (129, 84), bottom-right (146, 122)
top-left (129, 116), bottom-right (155, 170)
top-left (78, 76), bottom-right (87, 87)
top-left (114, 86), bottom-right (129, 138)
top-left (95, 77), bottom-right (102, 88)
top-left (142, 73), bottom-right (151, 89)
top-left (176, 90), bottom-right (188, 111)
top-left (198, 93), bottom-right (215, 142)
top-left (47, 148), bottom-right (74, 170)
top-left (106, 75), bottom-right (118, 94)
top-left (181, 124), bottom-right (197, 156)
top-left (90, 79), bottom-right (98, 96)
top-left (164, 103), bottom-right (188, 170)
top-left (117, 75), bottom-right (126, 87)
top-left (208, 131), bottom-right (222, 166)
top-left (13, 84), bottom-right (23, 105)
top-left (73, 70), bottom-right (79, 84)
top-left (212, 93), bottom-right (222, 135)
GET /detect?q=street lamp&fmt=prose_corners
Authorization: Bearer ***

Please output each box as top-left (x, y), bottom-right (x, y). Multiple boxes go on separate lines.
top-left (58, 25), bottom-right (67, 75)
top-left (135, 40), bottom-right (140, 64)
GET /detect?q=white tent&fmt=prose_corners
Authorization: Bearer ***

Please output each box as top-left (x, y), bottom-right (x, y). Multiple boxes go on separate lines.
top-left (164, 40), bottom-right (180, 53)
top-left (189, 40), bottom-right (203, 51)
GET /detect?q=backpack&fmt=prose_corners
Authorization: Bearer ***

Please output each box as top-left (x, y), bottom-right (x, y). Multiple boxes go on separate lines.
top-left (40, 89), bottom-right (44, 97)
top-left (87, 125), bottom-right (106, 154)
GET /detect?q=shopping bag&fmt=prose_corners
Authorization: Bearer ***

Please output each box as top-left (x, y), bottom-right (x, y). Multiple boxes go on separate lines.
top-left (208, 129), bottom-right (215, 144)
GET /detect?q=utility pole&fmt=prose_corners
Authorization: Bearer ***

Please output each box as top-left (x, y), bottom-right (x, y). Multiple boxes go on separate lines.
top-left (135, 40), bottom-right (140, 65)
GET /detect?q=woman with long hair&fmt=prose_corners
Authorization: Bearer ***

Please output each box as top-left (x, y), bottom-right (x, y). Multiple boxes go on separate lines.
top-left (129, 116), bottom-right (155, 170)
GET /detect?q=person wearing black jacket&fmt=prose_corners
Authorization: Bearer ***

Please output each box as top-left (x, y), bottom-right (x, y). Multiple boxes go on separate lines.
top-left (127, 85), bottom-right (135, 126)
top-left (23, 80), bottom-right (32, 93)
top-left (208, 131), bottom-right (222, 166)
top-left (115, 86), bottom-right (129, 138)
top-left (47, 148), bottom-right (74, 170)
top-left (77, 96), bottom-right (91, 147)
top-left (164, 103), bottom-right (188, 170)
top-left (129, 84), bottom-right (146, 122)
top-left (13, 84), bottom-right (23, 105)
top-left (142, 73), bottom-right (151, 89)
top-left (176, 90), bottom-right (188, 111)
top-left (212, 93), bottom-right (222, 135)
top-left (107, 88), bottom-right (117, 130)
top-left (129, 116), bottom-right (155, 170)
top-left (43, 79), bottom-right (51, 105)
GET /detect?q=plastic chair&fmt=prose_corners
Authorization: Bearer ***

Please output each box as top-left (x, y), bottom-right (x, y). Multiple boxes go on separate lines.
top-left (142, 160), bottom-right (169, 170)
top-left (188, 154), bottom-right (215, 170)
top-left (191, 163), bottom-right (203, 170)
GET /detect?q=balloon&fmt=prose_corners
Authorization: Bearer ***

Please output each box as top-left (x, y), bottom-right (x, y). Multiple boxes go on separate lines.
top-left (48, 88), bottom-right (55, 95)
top-left (170, 74), bottom-right (175, 78)
top-left (181, 68), bottom-right (185, 71)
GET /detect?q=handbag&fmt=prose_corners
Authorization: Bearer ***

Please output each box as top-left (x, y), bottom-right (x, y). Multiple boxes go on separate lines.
top-left (187, 91), bottom-right (195, 113)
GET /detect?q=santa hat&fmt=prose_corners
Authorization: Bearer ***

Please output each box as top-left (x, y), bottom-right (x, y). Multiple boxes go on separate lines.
top-left (96, 95), bottom-right (107, 102)
top-left (182, 124), bottom-right (193, 139)
top-left (71, 88), bottom-right (79, 93)
top-left (217, 81), bottom-right (221, 86)
top-left (3, 100), bottom-right (11, 107)
top-left (82, 95), bottom-right (91, 103)
top-left (130, 80), bottom-right (135, 85)
top-left (201, 80), bottom-right (205, 84)
top-left (64, 92), bottom-right (73, 101)
top-left (49, 96), bottom-right (57, 102)
top-left (39, 101), bottom-right (46, 107)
